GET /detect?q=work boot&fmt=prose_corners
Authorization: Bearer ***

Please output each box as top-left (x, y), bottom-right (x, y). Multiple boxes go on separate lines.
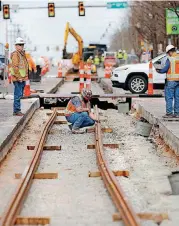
top-left (13, 112), bottom-right (24, 116)
top-left (162, 113), bottom-right (174, 118)
top-left (72, 128), bottom-right (86, 134)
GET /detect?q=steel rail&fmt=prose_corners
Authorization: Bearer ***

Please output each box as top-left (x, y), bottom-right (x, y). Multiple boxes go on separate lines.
top-left (0, 109), bottom-right (57, 226)
top-left (94, 106), bottom-right (141, 226)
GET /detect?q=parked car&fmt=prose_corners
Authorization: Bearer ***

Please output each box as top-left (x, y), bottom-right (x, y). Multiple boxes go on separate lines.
top-left (0, 61), bottom-right (5, 80)
top-left (111, 53), bottom-right (166, 94)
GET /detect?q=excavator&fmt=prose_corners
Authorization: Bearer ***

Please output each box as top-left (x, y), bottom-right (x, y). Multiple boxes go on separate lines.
top-left (62, 22), bottom-right (83, 74)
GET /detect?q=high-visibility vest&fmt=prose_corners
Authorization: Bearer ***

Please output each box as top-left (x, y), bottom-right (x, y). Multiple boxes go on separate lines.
top-left (65, 96), bottom-right (87, 116)
top-left (123, 53), bottom-right (128, 60)
top-left (117, 53), bottom-right (123, 59)
top-left (101, 56), bottom-right (104, 62)
top-left (9, 51), bottom-right (28, 78)
top-left (167, 53), bottom-right (179, 81)
top-left (94, 57), bottom-right (100, 65)
top-left (87, 59), bottom-right (93, 64)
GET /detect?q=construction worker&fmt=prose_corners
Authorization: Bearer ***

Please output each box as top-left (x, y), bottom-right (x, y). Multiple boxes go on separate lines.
top-left (65, 88), bottom-right (98, 134)
top-left (94, 55), bottom-right (100, 67)
top-left (123, 50), bottom-right (128, 61)
top-left (117, 49), bottom-right (123, 60)
top-left (101, 54), bottom-right (105, 62)
top-left (9, 37), bottom-right (29, 116)
top-left (157, 45), bottom-right (179, 118)
top-left (87, 56), bottom-right (94, 64)
top-left (25, 52), bottom-right (37, 76)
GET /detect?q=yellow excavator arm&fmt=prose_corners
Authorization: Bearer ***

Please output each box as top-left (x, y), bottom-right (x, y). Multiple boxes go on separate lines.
top-left (63, 22), bottom-right (83, 65)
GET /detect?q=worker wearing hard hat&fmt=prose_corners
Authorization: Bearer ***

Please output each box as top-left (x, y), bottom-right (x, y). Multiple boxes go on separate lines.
top-left (9, 37), bottom-right (29, 116)
top-left (117, 49), bottom-right (123, 60)
top-left (157, 45), bottom-right (179, 118)
top-left (94, 55), bottom-right (100, 67)
top-left (65, 88), bottom-right (98, 134)
top-left (123, 50), bottom-right (128, 61)
top-left (87, 56), bottom-right (94, 64)
top-left (25, 52), bottom-right (37, 74)
top-left (101, 54), bottom-right (105, 63)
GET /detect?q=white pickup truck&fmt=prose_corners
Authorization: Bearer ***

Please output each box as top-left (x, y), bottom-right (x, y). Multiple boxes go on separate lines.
top-left (111, 54), bottom-right (167, 93)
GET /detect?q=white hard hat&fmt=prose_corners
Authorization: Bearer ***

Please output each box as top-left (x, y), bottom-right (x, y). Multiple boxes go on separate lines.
top-left (95, 55), bottom-right (98, 57)
top-left (90, 56), bottom-right (93, 59)
top-left (118, 49), bottom-right (122, 52)
top-left (123, 50), bottom-right (126, 53)
top-left (15, 37), bottom-right (25, 45)
top-left (166, 45), bottom-right (175, 53)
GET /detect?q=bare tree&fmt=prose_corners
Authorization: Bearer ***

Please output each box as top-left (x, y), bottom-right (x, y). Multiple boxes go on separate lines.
top-left (109, 1), bottom-right (179, 58)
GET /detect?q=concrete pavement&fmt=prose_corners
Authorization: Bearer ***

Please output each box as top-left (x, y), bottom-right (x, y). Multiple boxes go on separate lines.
top-left (136, 98), bottom-right (179, 156)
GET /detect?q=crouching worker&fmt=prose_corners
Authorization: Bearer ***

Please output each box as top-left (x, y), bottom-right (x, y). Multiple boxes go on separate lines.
top-left (65, 88), bottom-right (98, 134)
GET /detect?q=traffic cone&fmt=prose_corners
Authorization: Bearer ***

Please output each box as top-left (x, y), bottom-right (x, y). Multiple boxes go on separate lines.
top-left (58, 63), bottom-right (62, 78)
top-left (105, 64), bottom-right (111, 78)
top-left (148, 61), bottom-right (153, 95)
top-left (86, 63), bottom-right (91, 90)
top-left (41, 67), bottom-right (46, 76)
top-left (79, 61), bottom-right (85, 92)
top-left (24, 80), bottom-right (31, 97)
top-left (8, 73), bottom-right (12, 84)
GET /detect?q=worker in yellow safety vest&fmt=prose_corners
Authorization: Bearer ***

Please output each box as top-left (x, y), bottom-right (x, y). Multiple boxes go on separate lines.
top-left (101, 54), bottom-right (104, 63)
top-left (117, 49), bottom-right (123, 59)
top-left (87, 56), bottom-right (94, 64)
top-left (123, 50), bottom-right (128, 61)
top-left (157, 45), bottom-right (179, 118)
top-left (9, 37), bottom-right (29, 116)
top-left (94, 55), bottom-right (100, 67)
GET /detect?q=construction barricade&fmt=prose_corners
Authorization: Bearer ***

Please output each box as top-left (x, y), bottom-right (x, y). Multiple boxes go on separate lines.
top-left (148, 61), bottom-right (153, 95)
top-left (79, 61), bottom-right (85, 92)
top-left (86, 63), bottom-right (91, 90)
top-left (58, 63), bottom-right (63, 78)
top-left (105, 64), bottom-right (112, 78)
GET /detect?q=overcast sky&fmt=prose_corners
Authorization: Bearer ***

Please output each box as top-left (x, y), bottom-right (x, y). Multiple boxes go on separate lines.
top-left (0, 1), bottom-right (128, 56)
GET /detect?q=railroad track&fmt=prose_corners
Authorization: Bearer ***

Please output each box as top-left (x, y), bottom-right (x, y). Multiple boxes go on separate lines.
top-left (0, 104), bottom-right (141, 226)
top-left (0, 80), bottom-right (169, 226)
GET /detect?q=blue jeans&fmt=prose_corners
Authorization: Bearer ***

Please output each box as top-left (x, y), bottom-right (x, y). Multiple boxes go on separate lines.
top-left (13, 81), bottom-right (25, 113)
top-left (66, 112), bottom-right (95, 129)
top-left (165, 81), bottom-right (179, 115)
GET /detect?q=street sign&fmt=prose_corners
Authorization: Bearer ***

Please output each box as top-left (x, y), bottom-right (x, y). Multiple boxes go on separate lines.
top-left (107, 2), bottom-right (128, 9)
top-left (12, 5), bottom-right (19, 13)
top-left (166, 8), bottom-right (179, 35)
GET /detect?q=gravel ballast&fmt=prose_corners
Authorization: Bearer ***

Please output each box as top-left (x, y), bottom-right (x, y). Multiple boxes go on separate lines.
top-left (0, 81), bottom-right (178, 226)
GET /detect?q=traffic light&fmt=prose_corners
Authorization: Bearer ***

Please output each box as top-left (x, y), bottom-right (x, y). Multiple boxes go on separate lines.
top-left (3, 4), bottom-right (10, 19)
top-left (48, 3), bottom-right (55, 17)
top-left (78, 2), bottom-right (85, 16)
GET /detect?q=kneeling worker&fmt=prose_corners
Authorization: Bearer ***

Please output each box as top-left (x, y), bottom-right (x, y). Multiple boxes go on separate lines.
top-left (65, 88), bottom-right (98, 134)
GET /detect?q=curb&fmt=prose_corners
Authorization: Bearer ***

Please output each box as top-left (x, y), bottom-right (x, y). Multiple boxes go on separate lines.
top-left (0, 99), bottom-right (40, 163)
top-left (47, 79), bottom-right (64, 94)
top-left (137, 103), bottom-right (179, 156)
top-left (0, 78), bottom-right (64, 163)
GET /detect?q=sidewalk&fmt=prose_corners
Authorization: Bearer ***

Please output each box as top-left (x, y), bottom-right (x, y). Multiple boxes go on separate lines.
top-left (136, 98), bottom-right (179, 156)
top-left (0, 70), bottom-right (64, 162)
